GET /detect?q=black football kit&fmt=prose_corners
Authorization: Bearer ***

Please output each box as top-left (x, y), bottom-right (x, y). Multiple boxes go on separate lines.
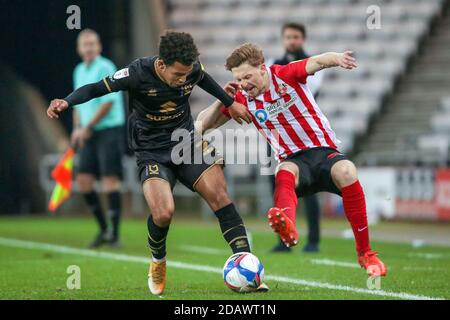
top-left (63, 55), bottom-right (253, 259)
top-left (64, 56), bottom-right (233, 191)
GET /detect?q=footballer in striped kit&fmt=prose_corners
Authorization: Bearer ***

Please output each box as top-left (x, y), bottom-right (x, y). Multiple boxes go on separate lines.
top-left (197, 43), bottom-right (386, 277)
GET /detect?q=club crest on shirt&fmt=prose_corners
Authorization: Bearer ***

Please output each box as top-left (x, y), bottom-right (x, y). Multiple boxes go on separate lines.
top-left (180, 84), bottom-right (193, 96)
top-left (277, 83), bottom-right (288, 95)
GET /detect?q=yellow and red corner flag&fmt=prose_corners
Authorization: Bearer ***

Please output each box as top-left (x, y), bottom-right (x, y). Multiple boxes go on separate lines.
top-left (48, 147), bottom-right (74, 212)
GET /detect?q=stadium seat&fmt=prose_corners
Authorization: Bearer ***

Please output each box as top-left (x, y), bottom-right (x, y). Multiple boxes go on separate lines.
top-left (440, 96), bottom-right (450, 112)
top-left (168, 0), bottom-right (441, 158)
top-left (416, 134), bottom-right (450, 165)
top-left (431, 114), bottom-right (450, 133)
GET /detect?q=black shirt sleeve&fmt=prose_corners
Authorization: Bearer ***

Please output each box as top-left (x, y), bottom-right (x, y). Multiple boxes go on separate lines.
top-left (197, 71), bottom-right (234, 108)
top-left (64, 80), bottom-right (110, 107)
top-left (64, 62), bottom-right (139, 107)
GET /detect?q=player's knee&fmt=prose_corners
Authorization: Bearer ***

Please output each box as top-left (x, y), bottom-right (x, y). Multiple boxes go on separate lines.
top-left (276, 162), bottom-right (298, 176)
top-left (332, 160), bottom-right (357, 188)
top-left (151, 205), bottom-right (174, 226)
top-left (275, 162), bottom-right (299, 185)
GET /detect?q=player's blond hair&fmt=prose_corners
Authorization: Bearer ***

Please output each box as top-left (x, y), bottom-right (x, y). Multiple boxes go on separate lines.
top-left (225, 43), bottom-right (265, 71)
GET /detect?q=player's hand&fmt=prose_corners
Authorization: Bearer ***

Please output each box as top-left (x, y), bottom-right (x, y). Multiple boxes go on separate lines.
top-left (337, 51), bottom-right (357, 70)
top-left (228, 101), bottom-right (252, 125)
top-left (224, 81), bottom-right (240, 97)
top-left (47, 99), bottom-right (69, 119)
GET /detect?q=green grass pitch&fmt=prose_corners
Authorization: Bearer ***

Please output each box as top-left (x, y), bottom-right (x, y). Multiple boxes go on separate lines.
top-left (0, 216), bottom-right (448, 300)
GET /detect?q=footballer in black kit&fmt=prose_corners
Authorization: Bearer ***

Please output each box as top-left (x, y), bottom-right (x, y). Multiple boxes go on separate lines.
top-left (104, 55), bottom-right (227, 190)
top-left (47, 31), bottom-right (267, 295)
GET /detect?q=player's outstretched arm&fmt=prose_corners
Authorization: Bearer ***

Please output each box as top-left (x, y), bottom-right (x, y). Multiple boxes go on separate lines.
top-left (196, 100), bottom-right (230, 133)
top-left (306, 51), bottom-right (357, 75)
top-left (47, 80), bottom-right (110, 119)
top-left (196, 81), bottom-right (239, 133)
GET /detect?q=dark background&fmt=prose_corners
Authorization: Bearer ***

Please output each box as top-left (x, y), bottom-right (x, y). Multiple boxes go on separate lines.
top-left (0, 0), bottom-right (131, 213)
top-left (0, 0), bottom-right (131, 131)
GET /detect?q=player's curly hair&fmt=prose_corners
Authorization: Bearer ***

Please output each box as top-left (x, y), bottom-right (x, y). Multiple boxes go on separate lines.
top-left (225, 43), bottom-right (265, 71)
top-left (159, 31), bottom-right (200, 66)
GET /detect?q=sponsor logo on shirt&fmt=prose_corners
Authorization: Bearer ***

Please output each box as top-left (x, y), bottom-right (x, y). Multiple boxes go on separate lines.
top-left (159, 101), bottom-right (177, 113)
top-left (146, 110), bottom-right (185, 122)
top-left (252, 95), bottom-right (297, 123)
top-left (254, 109), bottom-right (268, 123)
top-left (266, 97), bottom-right (296, 118)
top-left (147, 88), bottom-right (158, 96)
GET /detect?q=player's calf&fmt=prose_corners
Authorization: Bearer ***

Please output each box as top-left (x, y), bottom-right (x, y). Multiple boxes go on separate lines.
top-left (331, 160), bottom-right (387, 275)
top-left (214, 203), bottom-right (251, 253)
top-left (147, 215), bottom-right (170, 260)
top-left (196, 165), bottom-right (251, 253)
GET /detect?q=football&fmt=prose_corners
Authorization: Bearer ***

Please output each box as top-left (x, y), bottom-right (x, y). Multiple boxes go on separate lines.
top-left (223, 252), bottom-right (264, 293)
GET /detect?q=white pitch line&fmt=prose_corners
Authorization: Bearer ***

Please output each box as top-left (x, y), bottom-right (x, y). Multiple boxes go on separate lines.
top-left (310, 258), bottom-right (360, 269)
top-left (0, 237), bottom-right (445, 300)
top-left (181, 249), bottom-right (445, 273)
top-left (408, 253), bottom-right (445, 260)
top-left (179, 245), bottom-right (229, 256)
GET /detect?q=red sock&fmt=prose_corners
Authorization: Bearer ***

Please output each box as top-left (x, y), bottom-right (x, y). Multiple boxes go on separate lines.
top-left (274, 170), bottom-right (298, 224)
top-left (342, 180), bottom-right (371, 255)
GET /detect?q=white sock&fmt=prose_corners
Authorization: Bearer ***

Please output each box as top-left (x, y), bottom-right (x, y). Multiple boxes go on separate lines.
top-left (152, 256), bottom-right (166, 263)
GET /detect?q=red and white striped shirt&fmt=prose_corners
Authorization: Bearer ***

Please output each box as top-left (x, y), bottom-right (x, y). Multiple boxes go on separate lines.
top-left (222, 59), bottom-right (340, 161)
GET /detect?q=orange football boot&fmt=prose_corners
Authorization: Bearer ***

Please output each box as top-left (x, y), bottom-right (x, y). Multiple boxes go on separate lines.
top-left (358, 250), bottom-right (387, 277)
top-left (267, 207), bottom-right (298, 247)
top-left (148, 260), bottom-right (166, 295)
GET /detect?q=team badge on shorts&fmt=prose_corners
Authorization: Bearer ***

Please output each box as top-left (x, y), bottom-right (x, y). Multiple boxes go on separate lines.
top-left (147, 164), bottom-right (160, 175)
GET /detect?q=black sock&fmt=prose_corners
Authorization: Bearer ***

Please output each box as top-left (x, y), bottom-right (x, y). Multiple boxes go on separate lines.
top-left (83, 191), bottom-right (107, 233)
top-left (147, 215), bottom-right (169, 260)
top-left (214, 203), bottom-right (251, 253)
top-left (107, 191), bottom-right (121, 240)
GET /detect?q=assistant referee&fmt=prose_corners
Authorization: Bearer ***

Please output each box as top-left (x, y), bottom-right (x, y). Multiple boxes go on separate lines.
top-left (71, 29), bottom-right (125, 248)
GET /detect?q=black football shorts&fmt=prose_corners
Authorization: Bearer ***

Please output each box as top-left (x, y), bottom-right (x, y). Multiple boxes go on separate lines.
top-left (137, 135), bottom-right (224, 192)
top-left (283, 147), bottom-right (348, 197)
